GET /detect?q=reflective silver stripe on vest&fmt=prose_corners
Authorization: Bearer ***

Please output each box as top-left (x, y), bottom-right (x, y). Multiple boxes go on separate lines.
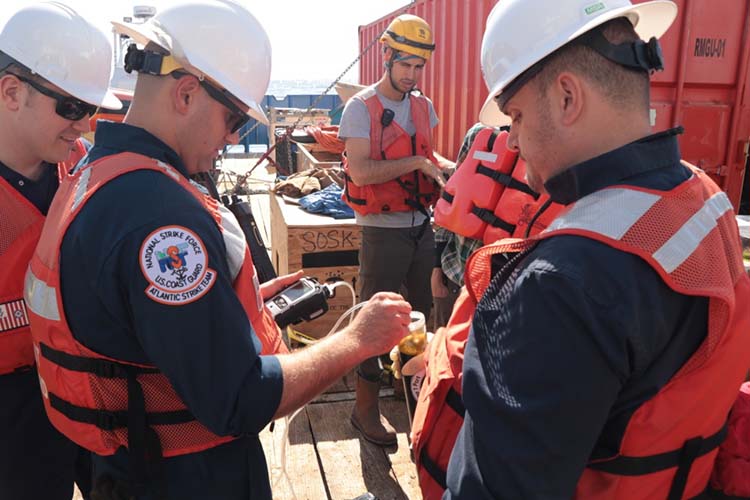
top-left (473, 150), bottom-right (498, 163)
top-left (24, 269), bottom-right (60, 321)
top-left (652, 192), bottom-right (733, 273)
top-left (71, 167), bottom-right (92, 213)
top-left (156, 160), bottom-right (180, 181)
top-left (545, 188), bottom-right (661, 240)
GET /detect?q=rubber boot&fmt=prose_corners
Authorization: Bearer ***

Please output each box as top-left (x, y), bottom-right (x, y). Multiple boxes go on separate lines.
top-left (351, 376), bottom-right (397, 447)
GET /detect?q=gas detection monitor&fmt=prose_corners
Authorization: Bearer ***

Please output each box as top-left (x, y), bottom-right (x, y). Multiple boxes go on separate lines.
top-left (264, 277), bottom-right (331, 328)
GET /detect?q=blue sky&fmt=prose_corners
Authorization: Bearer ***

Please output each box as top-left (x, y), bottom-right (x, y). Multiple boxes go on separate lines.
top-left (3, 0), bottom-right (409, 81)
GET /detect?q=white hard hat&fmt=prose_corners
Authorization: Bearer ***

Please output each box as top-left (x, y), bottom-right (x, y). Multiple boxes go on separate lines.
top-left (0, 2), bottom-right (121, 110)
top-left (112, 0), bottom-right (272, 125)
top-left (479, 0), bottom-right (678, 126)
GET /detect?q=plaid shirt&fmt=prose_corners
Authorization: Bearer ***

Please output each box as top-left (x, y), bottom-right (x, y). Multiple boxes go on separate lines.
top-left (434, 123), bottom-right (491, 286)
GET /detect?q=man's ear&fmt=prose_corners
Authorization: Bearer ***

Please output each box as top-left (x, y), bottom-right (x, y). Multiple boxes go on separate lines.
top-left (172, 74), bottom-right (201, 116)
top-left (0, 74), bottom-right (25, 112)
top-left (383, 47), bottom-right (394, 68)
top-left (555, 72), bottom-right (585, 126)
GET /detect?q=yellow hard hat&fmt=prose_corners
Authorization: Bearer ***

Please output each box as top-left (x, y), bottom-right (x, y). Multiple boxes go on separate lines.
top-left (380, 14), bottom-right (435, 61)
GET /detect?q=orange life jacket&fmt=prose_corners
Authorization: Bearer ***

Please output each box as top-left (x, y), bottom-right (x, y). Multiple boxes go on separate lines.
top-left (413, 165), bottom-right (750, 500)
top-left (411, 202), bottom-right (562, 498)
top-left (0, 139), bottom-right (87, 375)
top-left (434, 127), bottom-right (561, 244)
top-left (709, 382), bottom-right (750, 497)
top-left (342, 88), bottom-right (440, 215)
top-left (25, 152), bottom-right (286, 462)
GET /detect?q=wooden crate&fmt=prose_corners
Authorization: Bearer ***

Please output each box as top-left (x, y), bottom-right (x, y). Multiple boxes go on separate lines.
top-left (270, 194), bottom-right (361, 339)
top-left (267, 107), bottom-right (331, 163)
top-left (296, 142), bottom-right (342, 172)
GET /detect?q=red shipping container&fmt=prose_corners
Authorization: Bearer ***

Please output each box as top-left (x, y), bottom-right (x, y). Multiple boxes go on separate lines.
top-left (359, 0), bottom-right (750, 211)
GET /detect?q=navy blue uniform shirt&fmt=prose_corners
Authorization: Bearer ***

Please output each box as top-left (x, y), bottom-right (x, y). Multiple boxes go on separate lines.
top-left (60, 121), bottom-right (283, 499)
top-left (0, 160), bottom-right (58, 214)
top-left (445, 130), bottom-right (709, 499)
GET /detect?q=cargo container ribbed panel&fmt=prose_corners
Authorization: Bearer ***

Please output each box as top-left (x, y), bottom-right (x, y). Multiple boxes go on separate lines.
top-left (359, 0), bottom-right (750, 211)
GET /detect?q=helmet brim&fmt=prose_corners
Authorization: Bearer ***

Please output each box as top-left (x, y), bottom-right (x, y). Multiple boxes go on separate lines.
top-left (479, 0), bottom-right (678, 126)
top-left (100, 89), bottom-right (123, 110)
top-left (111, 20), bottom-right (173, 53)
top-left (246, 100), bottom-right (269, 125)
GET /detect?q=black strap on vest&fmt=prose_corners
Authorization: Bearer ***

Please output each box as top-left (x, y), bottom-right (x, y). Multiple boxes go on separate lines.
top-left (47, 393), bottom-right (194, 429)
top-left (41, 343), bottom-right (159, 378)
top-left (420, 446), bottom-right (448, 490)
top-left (587, 424), bottom-right (728, 500)
top-left (395, 134), bottom-right (433, 240)
top-left (524, 198), bottom-right (553, 239)
top-left (468, 157), bottom-right (542, 235)
top-left (485, 130), bottom-right (499, 151)
top-left (419, 386), bottom-right (466, 490)
top-left (40, 343), bottom-right (196, 499)
top-left (471, 207), bottom-right (517, 234)
top-left (445, 386), bottom-right (465, 417)
top-left (343, 172), bottom-right (368, 206)
top-left (475, 164), bottom-right (539, 199)
top-left (443, 130), bottom-right (539, 237)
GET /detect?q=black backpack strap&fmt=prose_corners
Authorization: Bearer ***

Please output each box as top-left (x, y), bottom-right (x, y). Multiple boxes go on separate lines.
top-left (225, 199), bottom-right (277, 283)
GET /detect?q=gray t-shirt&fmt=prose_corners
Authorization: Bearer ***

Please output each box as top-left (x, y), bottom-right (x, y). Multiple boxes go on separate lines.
top-left (339, 86), bottom-right (439, 228)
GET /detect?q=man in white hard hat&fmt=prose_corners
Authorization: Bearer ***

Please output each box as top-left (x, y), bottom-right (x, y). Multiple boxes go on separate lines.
top-left (443, 0), bottom-right (750, 498)
top-left (24, 1), bottom-right (412, 498)
top-left (338, 13), bottom-right (451, 447)
top-left (0, 2), bottom-right (121, 499)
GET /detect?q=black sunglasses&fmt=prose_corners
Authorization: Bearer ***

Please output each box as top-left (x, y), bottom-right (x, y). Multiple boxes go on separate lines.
top-left (172, 72), bottom-right (249, 134)
top-left (7, 72), bottom-right (97, 121)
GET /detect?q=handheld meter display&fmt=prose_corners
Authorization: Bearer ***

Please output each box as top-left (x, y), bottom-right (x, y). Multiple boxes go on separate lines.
top-left (264, 277), bottom-right (331, 328)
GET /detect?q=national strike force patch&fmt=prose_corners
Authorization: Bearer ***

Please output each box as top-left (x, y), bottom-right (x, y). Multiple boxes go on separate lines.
top-left (139, 225), bottom-right (216, 305)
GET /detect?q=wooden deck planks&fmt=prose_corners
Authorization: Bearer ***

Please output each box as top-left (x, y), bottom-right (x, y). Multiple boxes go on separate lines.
top-left (380, 399), bottom-right (422, 500)
top-left (261, 409), bottom-right (328, 500)
top-left (304, 398), bottom-right (422, 500)
top-left (306, 400), bottom-right (404, 500)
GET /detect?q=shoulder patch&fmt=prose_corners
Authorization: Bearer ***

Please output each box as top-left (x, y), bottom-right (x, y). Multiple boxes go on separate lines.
top-left (139, 225), bottom-right (216, 305)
